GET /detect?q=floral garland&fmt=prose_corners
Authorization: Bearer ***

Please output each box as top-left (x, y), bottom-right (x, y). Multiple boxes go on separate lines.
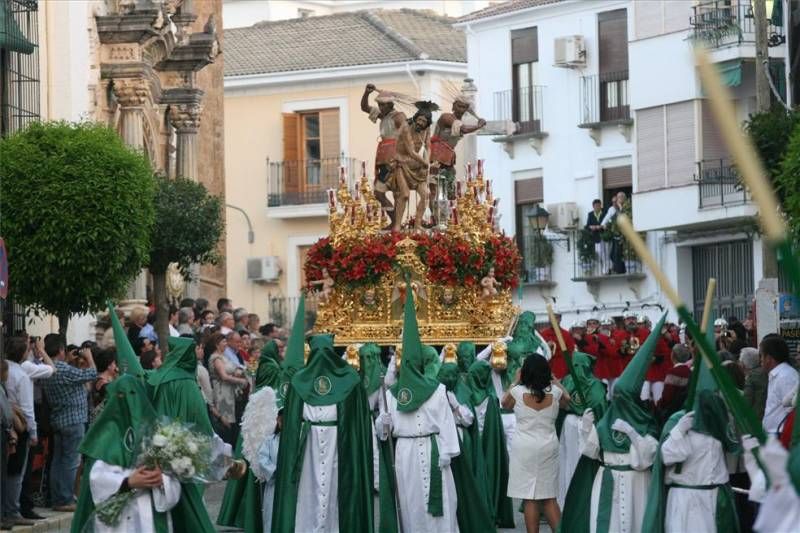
top-left (305, 232), bottom-right (521, 291)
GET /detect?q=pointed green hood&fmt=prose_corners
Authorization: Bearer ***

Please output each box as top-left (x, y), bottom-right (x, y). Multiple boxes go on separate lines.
top-left (595, 313), bottom-right (666, 452)
top-left (278, 295), bottom-right (307, 402)
top-left (562, 351), bottom-right (608, 418)
top-left (513, 311), bottom-right (544, 354)
top-left (692, 360), bottom-right (740, 453)
top-left (456, 342), bottom-right (476, 374)
top-left (80, 374), bottom-right (156, 467)
top-left (256, 340), bottom-right (282, 391)
top-left (390, 281), bottom-right (440, 412)
top-left (147, 336), bottom-right (197, 393)
top-left (465, 359), bottom-right (494, 406)
top-left (107, 301), bottom-right (145, 378)
top-left (358, 342), bottom-right (385, 396)
top-left (291, 334), bottom-right (360, 406)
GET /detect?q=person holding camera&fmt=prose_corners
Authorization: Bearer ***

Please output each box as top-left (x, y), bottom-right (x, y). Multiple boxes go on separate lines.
top-left (42, 334), bottom-right (97, 512)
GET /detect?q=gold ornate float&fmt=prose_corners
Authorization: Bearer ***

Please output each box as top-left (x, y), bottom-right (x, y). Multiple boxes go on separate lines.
top-left (306, 164), bottom-right (520, 345)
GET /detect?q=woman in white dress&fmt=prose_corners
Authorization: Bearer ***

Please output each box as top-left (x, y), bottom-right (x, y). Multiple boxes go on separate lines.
top-left (502, 354), bottom-right (570, 533)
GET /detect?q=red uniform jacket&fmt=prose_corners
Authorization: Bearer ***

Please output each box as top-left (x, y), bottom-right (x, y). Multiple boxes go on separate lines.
top-left (646, 333), bottom-right (674, 383)
top-left (609, 329), bottom-right (629, 378)
top-left (540, 327), bottom-right (576, 379)
top-left (591, 333), bottom-right (616, 380)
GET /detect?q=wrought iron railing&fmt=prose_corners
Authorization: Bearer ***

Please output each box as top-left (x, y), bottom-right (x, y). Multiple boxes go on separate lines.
top-left (267, 156), bottom-right (357, 207)
top-left (695, 159), bottom-right (748, 208)
top-left (266, 294), bottom-right (319, 331)
top-left (520, 234), bottom-right (555, 284)
top-left (691, 0), bottom-right (785, 49)
top-left (493, 86), bottom-right (545, 135)
top-left (578, 70), bottom-right (630, 126)
top-left (1, 0), bottom-right (40, 136)
top-left (572, 229), bottom-right (643, 280)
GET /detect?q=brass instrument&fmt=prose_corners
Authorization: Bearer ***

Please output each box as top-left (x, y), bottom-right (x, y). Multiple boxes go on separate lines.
top-left (443, 343), bottom-right (457, 364)
top-left (627, 336), bottom-right (641, 356)
top-left (490, 340), bottom-right (508, 370)
top-left (547, 340), bottom-right (557, 355)
top-left (345, 344), bottom-right (361, 371)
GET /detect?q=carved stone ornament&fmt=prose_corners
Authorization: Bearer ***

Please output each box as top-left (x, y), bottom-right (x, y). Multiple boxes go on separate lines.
top-left (168, 103), bottom-right (201, 131)
top-left (112, 78), bottom-right (150, 107)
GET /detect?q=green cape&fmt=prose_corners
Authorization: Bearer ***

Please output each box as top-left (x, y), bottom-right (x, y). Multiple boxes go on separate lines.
top-left (390, 285), bottom-right (440, 411)
top-left (595, 313), bottom-right (665, 453)
top-left (438, 363), bottom-right (496, 533)
top-left (291, 335), bottom-right (360, 406)
top-left (107, 301), bottom-right (146, 378)
top-left (72, 375), bottom-right (168, 533)
top-left (512, 311), bottom-right (545, 354)
top-left (147, 337), bottom-right (215, 533)
top-left (561, 352), bottom-right (608, 418)
top-left (456, 342), bottom-right (476, 374)
top-left (466, 359), bottom-right (493, 406)
top-left (217, 340), bottom-right (282, 532)
top-left (270, 336), bottom-right (375, 532)
top-left (692, 362), bottom-right (741, 454)
top-left (359, 343), bottom-right (385, 396)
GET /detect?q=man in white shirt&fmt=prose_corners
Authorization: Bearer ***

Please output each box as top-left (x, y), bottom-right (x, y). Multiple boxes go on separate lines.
top-left (2, 337), bottom-right (38, 526)
top-left (760, 335), bottom-right (799, 434)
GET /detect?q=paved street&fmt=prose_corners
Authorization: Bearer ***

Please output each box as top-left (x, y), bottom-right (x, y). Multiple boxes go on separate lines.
top-left (205, 481), bottom-right (547, 532)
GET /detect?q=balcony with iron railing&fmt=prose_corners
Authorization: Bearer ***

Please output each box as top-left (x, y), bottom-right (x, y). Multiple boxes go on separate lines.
top-left (491, 86), bottom-right (548, 153)
top-left (694, 158), bottom-right (749, 208)
top-left (267, 156), bottom-right (357, 210)
top-left (519, 234), bottom-right (556, 287)
top-left (572, 228), bottom-right (645, 282)
top-left (266, 294), bottom-right (319, 330)
top-left (691, 0), bottom-right (785, 49)
top-left (578, 70), bottom-right (631, 129)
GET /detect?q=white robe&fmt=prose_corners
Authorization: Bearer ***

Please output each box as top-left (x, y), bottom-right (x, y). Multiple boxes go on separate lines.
top-left (557, 413), bottom-right (583, 509)
top-left (295, 403), bottom-right (340, 533)
top-left (379, 384), bottom-right (460, 533)
top-left (89, 460), bottom-right (181, 533)
top-left (581, 423), bottom-right (658, 533)
top-left (257, 433), bottom-right (280, 531)
top-left (745, 438), bottom-right (800, 533)
top-left (661, 428), bottom-right (729, 533)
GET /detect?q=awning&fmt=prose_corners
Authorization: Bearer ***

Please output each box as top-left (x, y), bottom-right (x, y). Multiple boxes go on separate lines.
top-left (718, 59), bottom-right (742, 87)
top-left (0, 2), bottom-right (35, 55)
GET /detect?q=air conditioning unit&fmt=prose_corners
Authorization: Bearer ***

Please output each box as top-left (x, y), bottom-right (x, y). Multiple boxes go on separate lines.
top-left (554, 35), bottom-right (586, 68)
top-left (546, 202), bottom-right (579, 230)
top-left (247, 256), bottom-right (282, 283)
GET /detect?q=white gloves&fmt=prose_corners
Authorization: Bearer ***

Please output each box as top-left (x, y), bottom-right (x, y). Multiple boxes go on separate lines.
top-left (581, 408), bottom-right (595, 432)
top-left (674, 411), bottom-right (695, 435)
top-left (378, 412), bottom-right (392, 432)
top-left (611, 418), bottom-right (635, 436)
top-left (447, 392), bottom-right (461, 412)
top-left (742, 434), bottom-right (760, 453)
top-left (438, 454), bottom-right (452, 468)
top-left (760, 436), bottom-right (790, 487)
top-left (502, 336), bottom-right (514, 343)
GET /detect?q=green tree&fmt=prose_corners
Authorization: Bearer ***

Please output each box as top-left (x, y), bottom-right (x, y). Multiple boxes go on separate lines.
top-left (745, 108), bottom-right (800, 203)
top-left (148, 176), bottom-right (223, 345)
top-left (777, 121), bottom-right (800, 237)
top-left (0, 121), bottom-right (155, 337)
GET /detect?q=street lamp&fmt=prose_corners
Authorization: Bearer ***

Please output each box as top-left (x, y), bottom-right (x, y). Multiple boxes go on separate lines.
top-left (528, 204), bottom-right (550, 233)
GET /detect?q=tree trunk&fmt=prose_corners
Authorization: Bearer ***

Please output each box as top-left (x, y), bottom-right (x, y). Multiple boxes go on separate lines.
top-left (152, 270), bottom-right (171, 349)
top-left (57, 310), bottom-right (70, 342)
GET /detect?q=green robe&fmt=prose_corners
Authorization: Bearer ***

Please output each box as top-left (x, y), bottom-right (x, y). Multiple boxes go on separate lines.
top-left (270, 338), bottom-right (374, 533)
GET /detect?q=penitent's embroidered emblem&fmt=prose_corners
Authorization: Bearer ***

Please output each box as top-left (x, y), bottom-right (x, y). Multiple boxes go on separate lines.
top-left (611, 429), bottom-right (627, 446)
top-left (314, 376), bottom-right (332, 396)
top-left (280, 381), bottom-right (290, 398)
top-left (123, 427), bottom-right (135, 453)
top-left (397, 388), bottom-right (413, 406)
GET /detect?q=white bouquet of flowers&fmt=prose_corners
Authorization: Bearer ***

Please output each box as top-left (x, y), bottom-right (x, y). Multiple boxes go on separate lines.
top-left (93, 419), bottom-right (212, 528)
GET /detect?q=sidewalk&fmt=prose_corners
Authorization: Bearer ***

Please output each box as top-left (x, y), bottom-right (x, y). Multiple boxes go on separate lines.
top-left (4, 509), bottom-right (72, 533)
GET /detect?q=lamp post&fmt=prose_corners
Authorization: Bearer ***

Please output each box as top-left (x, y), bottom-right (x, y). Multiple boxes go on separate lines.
top-left (528, 204), bottom-right (550, 233)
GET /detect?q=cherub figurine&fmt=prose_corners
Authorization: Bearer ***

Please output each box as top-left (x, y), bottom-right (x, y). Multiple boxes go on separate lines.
top-left (481, 267), bottom-right (499, 298)
top-left (345, 344), bottom-right (361, 371)
top-left (443, 343), bottom-right (457, 364)
top-left (310, 268), bottom-right (335, 301)
top-left (490, 340), bottom-right (508, 370)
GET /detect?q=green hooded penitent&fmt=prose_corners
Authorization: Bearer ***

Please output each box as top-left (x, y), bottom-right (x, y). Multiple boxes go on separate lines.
top-left (71, 375), bottom-right (168, 533)
top-left (147, 337), bottom-right (215, 533)
top-left (107, 301), bottom-right (146, 379)
top-left (456, 342), bottom-right (476, 374)
top-left (270, 334), bottom-right (374, 533)
top-left (390, 287), bottom-right (440, 412)
top-left (216, 339), bottom-right (282, 532)
top-left (466, 359), bottom-right (514, 528)
top-left (642, 348), bottom-right (740, 533)
top-left (557, 351), bottom-right (608, 436)
top-left (278, 294), bottom-right (307, 401)
top-left (438, 363), bottom-right (496, 533)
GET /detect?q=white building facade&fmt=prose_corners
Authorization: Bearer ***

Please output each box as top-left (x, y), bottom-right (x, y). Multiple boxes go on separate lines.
top-left (458, 0), bottom-right (789, 326)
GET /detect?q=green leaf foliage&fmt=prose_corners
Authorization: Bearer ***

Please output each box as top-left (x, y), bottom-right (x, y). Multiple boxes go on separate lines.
top-left (745, 108), bottom-right (800, 203)
top-left (148, 176), bottom-right (223, 275)
top-left (777, 120), bottom-right (800, 236)
top-left (0, 121), bottom-right (155, 320)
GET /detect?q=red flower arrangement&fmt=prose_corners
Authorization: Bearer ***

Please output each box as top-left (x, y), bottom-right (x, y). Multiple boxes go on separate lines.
top-left (305, 232), bottom-right (521, 291)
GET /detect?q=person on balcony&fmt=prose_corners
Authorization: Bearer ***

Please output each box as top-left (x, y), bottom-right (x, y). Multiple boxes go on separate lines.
top-left (600, 192), bottom-right (628, 275)
top-left (585, 199), bottom-right (606, 266)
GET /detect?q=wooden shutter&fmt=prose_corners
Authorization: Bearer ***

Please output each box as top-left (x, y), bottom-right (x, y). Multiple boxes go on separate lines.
top-left (602, 166), bottom-right (632, 189)
top-left (666, 101), bottom-right (695, 186)
top-left (319, 109), bottom-right (340, 160)
top-left (702, 100), bottom-right (727, 161)
top-left (511, 27), bottom-right (538, 64)
top-left (282, 113), bottom-right (301, 194)
top-left (636, 106), bottom-right (666, 192)
top-left (598, 9), bottom-right (628, 75)
top-left (515, 177), bottom-right (543, 204)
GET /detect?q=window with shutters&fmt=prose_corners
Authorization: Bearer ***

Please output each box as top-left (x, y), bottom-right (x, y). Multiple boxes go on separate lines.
top-left (273, 108), bottom-right (342, 205)
top-left (602, 166), bottom-right (632, 209)
top-left (511, 27), bottom-right (541, 133)
top-left (598, 9), bottom-right (629, 122)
